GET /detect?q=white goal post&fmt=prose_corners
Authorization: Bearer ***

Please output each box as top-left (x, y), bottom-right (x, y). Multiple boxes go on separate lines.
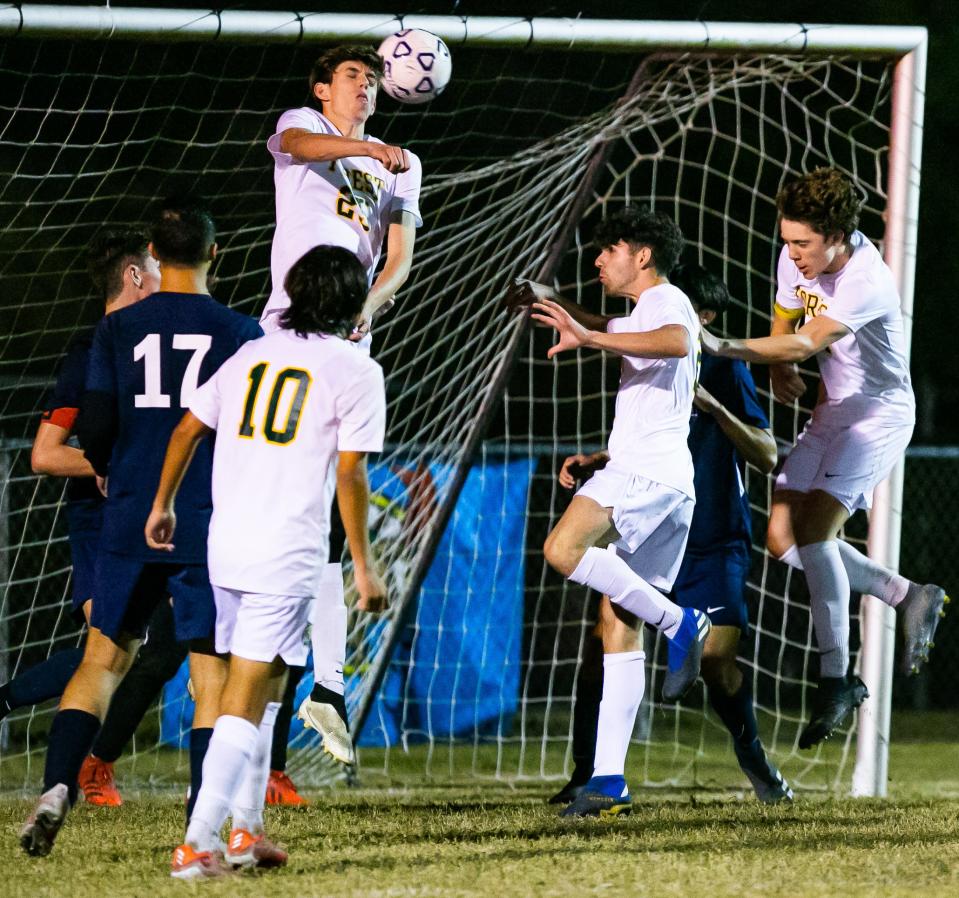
top-left (0, 8), bottom-right (926, 799)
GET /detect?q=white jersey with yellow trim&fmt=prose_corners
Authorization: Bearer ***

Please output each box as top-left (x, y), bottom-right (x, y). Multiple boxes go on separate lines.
top-left (261, 107), bottom-right (423, 329)
top-left (605, 283), bottom-right (700, 498)
top-left (189, 329), bottom-right (386, 597)
top-left (775, 231), bottom-right (914, 413)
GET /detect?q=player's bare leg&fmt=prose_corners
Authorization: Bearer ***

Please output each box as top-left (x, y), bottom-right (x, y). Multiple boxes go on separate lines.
top-left (701, 627), bottom-right (792, 803)
top-left (561, 597), bottom-right (641, 819)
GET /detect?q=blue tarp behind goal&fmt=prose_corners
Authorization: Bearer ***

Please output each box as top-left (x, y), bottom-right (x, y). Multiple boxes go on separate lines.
top-left (160, 455), bottom-right (534, 749)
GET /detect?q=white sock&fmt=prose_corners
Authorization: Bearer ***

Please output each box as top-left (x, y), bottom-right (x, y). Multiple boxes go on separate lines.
top-left (797, 541), bottom-right (850, 679)
top-left (311, 563), bottom-right (346, 695)
top-left (185, 715), bottom-right (258, 851)
top-left (230, 702), bottom-right (280, 835)
top-left (569, 547), bottom-right (682, 634)
top-left (592, 651), bottom-right (646, 778)
top-left (781, 542), bottom-right (910, 608)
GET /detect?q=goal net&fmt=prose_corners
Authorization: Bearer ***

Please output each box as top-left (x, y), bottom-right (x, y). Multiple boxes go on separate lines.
top-left (0, 11), bottom-right (921, 797)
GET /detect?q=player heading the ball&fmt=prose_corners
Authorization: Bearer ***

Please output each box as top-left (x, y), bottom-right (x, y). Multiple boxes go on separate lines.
top-left (261, 44), bottom-right (423, 339)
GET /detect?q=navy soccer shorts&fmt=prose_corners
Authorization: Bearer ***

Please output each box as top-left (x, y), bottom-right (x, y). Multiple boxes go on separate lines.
top-left (672, 543), bottom-right (751, 632)
top-left (91, 551), bottom-right (215, 643)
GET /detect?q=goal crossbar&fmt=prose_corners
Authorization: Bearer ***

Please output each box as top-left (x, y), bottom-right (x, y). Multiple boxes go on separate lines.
top-left (0, 7), bottom-right (927, 56)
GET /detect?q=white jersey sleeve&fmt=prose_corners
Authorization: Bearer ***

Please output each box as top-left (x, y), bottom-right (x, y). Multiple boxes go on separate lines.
top-left (336, 363), bottom-right (386, 452)
top-left (391, 150), bottom-right (423, 227)
top-left (267, 107), bottom-right (324, 165)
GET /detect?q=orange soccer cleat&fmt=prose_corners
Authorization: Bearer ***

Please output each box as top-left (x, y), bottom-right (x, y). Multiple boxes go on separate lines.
top-left (78, 755), bottom-right (122, 807)
top-left (226, 828), bottom-right (288, 869)
top-left (171, 843), bottom-right (232, 880)
top-left (265, 769), bottom-right (309, 807)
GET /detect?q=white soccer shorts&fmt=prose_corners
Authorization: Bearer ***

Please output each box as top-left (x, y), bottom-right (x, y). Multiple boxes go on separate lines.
top-left (775, 401), bottom-right (914, 513)
top-left (212, 586), bottom-right (312, 666)
top-left (576, 464), bottom-right (694, 592)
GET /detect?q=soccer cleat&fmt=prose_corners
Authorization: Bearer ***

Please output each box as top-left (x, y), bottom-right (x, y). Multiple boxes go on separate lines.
top-left (297, 685), bottom-right (355, 766)
top-left (20, 783), bottom-right (70, 857)
top-left (734, 740), bottom-right (794, 804)
top-left (78, 755), bottom-right (122, 807)
top-left (547, 774), bottom-right (590, 805)
top-left (899, 584), bottom-right (949, 675)
top-left (798, 675), bottom-right (869, 749)
top-left (266, 769), bottom-right (309, 807)
top-left (226, 828), bottom-right (288, 869)
top-left (559, 775), bottom-right (632, 818)
top-left (171, 844), bottom-right (232, 880)
top-left (662, 608), bottom-right (711, 702)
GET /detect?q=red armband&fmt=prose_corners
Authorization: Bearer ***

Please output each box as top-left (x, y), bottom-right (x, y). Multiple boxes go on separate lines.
top-left (41, 407), bottom-right (78, 430)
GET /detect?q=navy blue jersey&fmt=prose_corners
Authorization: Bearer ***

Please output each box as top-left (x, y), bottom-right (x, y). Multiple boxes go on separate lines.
top-left (40, 330), bottom-right (103, 530)
top-left (81, 292), bottom-right (262, 562)
top-left (686, 355), bottom-right (769, 554)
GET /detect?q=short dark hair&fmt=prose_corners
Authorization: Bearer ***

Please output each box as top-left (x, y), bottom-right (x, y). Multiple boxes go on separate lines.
top-left (151, 196), bottom-right (216, 266)
top-left (280, 245), bottom-right (368, 338)
top-left (593, 206), bottom-right (685, 277)
top-left (86, 228), bottom-right (150, 300)
top-left (776, 167), bottom-right (863, 238)
top-left (670, 263), bottom-right (729, 315)
top-left (308, 45), bottom-right (384, 108)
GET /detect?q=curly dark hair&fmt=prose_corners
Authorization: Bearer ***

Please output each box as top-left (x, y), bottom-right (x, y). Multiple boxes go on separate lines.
top-left (280, 245), bottom-right (368, 338)
top-left (308, 44), bottom-right (384, 109)
top-left (670, 263), bottom-right (729, 315)
top-left (593, 206), bottom-right (685, 277)
top-left (86, 228), bottom-right (150, 300)
top-left (776, 167), bottom-right (863, 238)
top-left (151, 195), bottom-right (215, 267)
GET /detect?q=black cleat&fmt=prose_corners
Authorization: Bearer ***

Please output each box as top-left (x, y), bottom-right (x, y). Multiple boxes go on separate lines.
top-left (559, 776), bottom-right (632, 818)
top-left (547, 778), bottom-right (589, 805)
top-left (798, 676), bottom-right (869, 749)
top-left (734, 740), bottom-right (794, 804)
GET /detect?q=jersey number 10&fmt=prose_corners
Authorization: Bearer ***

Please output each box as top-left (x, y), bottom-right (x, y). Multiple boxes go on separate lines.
top-left (239, 363), bottom-right (312, 445)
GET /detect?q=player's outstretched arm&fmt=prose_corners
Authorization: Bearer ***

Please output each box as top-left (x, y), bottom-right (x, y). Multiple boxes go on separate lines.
top-left (702, 314), bottom-right (849, 366)
top-left (532, 299), bottom-right (689, 360)
top-left (336, 450), bottom-right (388, 613)
top-left (693, 384), bottom-right (778, 474)
top-left (506, 280), bottom-right (612, 331)
top-left (145, 412), bottom-right (214, 551)
top-left (280, 129), bottom-right (410, 174)
top-left (31, 420), bottom-right (96, 478)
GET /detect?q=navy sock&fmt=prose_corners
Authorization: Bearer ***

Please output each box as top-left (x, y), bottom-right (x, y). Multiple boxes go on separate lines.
top-left (708, 675), bottom-right (760, 751)
top-left (186, 727), bottom-right (213, 822)
top-left (271, 665), bottom-right (304, 772)
top-left (43, 709), bottom-right (101, 804)
top-left (4, 647), bottom-right (84, 714)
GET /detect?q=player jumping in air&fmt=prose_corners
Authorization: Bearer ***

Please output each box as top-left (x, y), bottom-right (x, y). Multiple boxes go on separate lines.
top-left (529, 207), bottom-right (710, 817)
top-left (702, 167), bottom-right (948, 748)
top-left (539, 264), bottom-right (791, 808)
top-left (19, 199), bottom-right (262, 857)
top-left (147, 245), bottom-right (388, 879)
top-left (261, 44), bottom-right (422, 767)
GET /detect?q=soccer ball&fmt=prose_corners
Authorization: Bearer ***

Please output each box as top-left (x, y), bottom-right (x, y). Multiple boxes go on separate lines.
top-left (377, 29), bottom-right (452, 105)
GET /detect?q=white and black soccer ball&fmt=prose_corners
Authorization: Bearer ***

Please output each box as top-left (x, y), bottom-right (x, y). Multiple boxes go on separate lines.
top-left (377, 29), bottom-right (452, 105)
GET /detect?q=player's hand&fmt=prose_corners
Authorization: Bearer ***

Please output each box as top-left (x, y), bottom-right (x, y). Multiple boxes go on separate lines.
top-left (355, 565), bottom-right (388, 614)
top-left (349, 315), bottom-right (372, 343)
top-left (693, 383), bottom-right (721, 415)
top-left (531, 299), bottom-right (590, 358)
top-left (503, 280), bottom-right (536, 314)
top-left (95, 474), bottom-right (108, 498)
top-left (558, 453), bottom-right (606, 489)
top-left (369, 143), bottom-right (410, 174)
top-left (145, 507), bottom-right (176, 552)
top-left (770, 363), bottom-right (806, 403)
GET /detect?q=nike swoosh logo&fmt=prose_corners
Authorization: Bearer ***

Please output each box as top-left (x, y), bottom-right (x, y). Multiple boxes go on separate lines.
top-left (824, 472), bottom-right (840, 478)
top-left (706, 606), bottom-right (724, 614)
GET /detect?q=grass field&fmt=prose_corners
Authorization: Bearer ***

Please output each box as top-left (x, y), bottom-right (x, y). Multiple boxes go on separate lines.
top-left (3, 713), bottom-right (959, 897)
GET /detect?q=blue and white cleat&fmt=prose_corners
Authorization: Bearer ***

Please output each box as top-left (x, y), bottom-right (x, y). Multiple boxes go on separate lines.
top-left (662, 608), bottom-right (711, 702)
top-left (559, 775), bottom-right (632, 818)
